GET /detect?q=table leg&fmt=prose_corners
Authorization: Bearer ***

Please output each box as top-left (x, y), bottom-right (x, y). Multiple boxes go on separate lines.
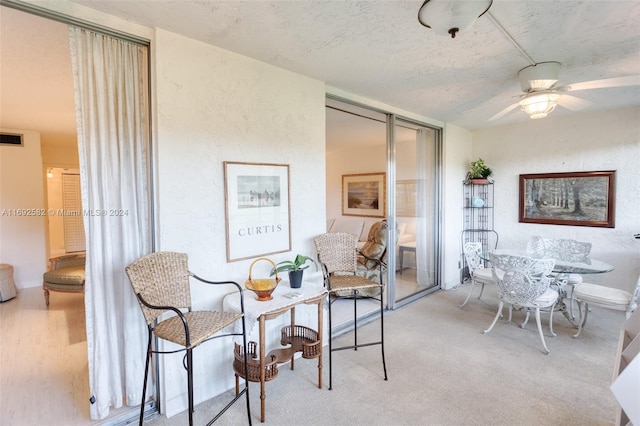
top-left (399, 246), bottom-right (405, 275)
top-left (552, 274), bottom-right (586, 329)
top-left (290, 307), bottom-right (295, 370)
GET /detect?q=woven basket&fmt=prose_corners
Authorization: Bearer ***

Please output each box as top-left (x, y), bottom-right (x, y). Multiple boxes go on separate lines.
top-left (280, 325), bottom-right (321, 359)
top-left (233, 341), bottom-right (279, 382)
top-left (245, 257), bottom-right (281, 301)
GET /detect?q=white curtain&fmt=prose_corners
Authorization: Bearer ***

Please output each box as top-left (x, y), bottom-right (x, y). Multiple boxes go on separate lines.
top-left (69, 27), bottom-right (151, 420)
top-left (415, 128), bottom-right (431, 287)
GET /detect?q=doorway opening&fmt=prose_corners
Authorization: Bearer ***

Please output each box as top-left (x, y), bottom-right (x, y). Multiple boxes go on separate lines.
top-left (45, 167), bottom-right (85, 258)
top-left (1, 4), bottom-right (153, 424)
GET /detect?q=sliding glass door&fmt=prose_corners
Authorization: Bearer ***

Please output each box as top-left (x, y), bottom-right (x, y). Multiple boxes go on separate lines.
top-left (391, 118), bottom-right (440, 308)
top-left (325, 96), bottom-right (441, 315)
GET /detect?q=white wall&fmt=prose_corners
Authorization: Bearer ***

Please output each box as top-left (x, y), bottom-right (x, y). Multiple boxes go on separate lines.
top-left (153, 28), bottom-right (327, 416)
top-left (0, 129), bottom-right (47, 288)
top-left (442, 124), bottom-right (473, 289)
top-left (41, 145), bottom-right (79, 167)
top-left (472, 106), bottom-right (640, 291)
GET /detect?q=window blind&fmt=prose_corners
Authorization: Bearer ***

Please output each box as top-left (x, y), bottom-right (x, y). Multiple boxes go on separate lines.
top-left (62, 173), bottom-right (86, 252)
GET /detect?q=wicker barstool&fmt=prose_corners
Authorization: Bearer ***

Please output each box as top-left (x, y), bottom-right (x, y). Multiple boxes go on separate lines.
top-left (125, 252), bottom-right (252, 425)
top-left (314, 232), bottom-right (388, 390)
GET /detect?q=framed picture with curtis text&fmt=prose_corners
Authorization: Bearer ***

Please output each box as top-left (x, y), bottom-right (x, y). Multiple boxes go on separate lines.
top-left (224, 161), bottom-right (291, 262)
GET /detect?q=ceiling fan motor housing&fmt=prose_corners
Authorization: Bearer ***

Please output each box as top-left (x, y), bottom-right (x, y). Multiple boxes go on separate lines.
top-left (518, 61), bottom-right (561, 91)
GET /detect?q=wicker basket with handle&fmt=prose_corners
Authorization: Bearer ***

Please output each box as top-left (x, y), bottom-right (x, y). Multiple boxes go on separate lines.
top-left (245, 257), bottom-right (281, 301)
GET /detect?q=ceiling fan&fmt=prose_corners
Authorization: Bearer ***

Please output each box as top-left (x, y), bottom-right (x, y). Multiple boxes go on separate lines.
top-left (488, 61), bottom-right (640, 121)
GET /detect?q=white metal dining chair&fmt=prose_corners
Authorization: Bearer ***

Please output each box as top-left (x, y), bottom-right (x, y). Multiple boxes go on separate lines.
top-left (527, 236), bottom-right (591, 285)
top-left (484, 253), bottom-right (558, 354)
top-left (459, 242), bottom-right (496, 308)
top-left (572, 274), bottom-right (640, 337)
top-left (527, 236), bottom-right (591, 320)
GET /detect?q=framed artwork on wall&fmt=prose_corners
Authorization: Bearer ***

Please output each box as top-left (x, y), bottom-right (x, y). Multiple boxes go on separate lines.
top-left (519, 170), bottom-right (616, 228)
top-left (224, 161), bottom-right (291, 262)
top-left (342, 172), bottom-right (386, 218)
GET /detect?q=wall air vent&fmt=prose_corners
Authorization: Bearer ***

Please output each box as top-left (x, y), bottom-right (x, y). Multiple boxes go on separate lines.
top-left (0, 133), bottom-right (24, 146)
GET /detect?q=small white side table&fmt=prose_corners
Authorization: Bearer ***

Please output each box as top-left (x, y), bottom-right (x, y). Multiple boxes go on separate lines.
top-left (224, 282), bottom-right (327, 422)
top-left (398, 241), bottom-right (416, 274)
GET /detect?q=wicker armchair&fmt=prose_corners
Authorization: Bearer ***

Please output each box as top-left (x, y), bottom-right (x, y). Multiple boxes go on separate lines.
top-left (484, 253), bottom-right (558, 354)
top-left (125, 252), bottom-right (251, 425)
top-left (42, 253), bottom-right (86, 307)
top-left (314, 232), bottom-right (388, 390)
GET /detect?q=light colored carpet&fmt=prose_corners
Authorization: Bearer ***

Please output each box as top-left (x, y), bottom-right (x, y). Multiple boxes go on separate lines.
top-left (151, 284), bottom-right (623, 425)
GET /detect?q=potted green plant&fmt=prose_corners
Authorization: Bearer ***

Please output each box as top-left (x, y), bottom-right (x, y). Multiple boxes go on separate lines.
top-left (467, 158), bottom-right (493, 184)
top-left (270, 254), bottom-right (318, 288)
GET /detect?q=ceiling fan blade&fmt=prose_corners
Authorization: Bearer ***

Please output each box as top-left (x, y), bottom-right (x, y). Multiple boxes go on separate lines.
top-left (488, 102), bottom-right (519, 121)
top-left (565, 75), bottom-right (640, 92)
top-left (558, 94), bottom-right (593, 111)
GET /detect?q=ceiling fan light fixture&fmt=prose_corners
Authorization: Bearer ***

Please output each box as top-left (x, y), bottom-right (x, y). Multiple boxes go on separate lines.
top-left (519, 92), bottom-right (560, 119)
top-left (418, 0), bottom-right (493, 38)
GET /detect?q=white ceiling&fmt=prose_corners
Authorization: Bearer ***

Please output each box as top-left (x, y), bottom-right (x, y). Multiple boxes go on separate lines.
top-left (1, 1), bottom-right (639, 148)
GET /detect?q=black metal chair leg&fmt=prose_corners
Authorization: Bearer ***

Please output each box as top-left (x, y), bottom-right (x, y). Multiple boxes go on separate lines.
top-left (379, 286), bottom-right (388, 381)
top-left (187, 348), bottom-right (194, 426)
top-left (353, 290), bottom-right (358, 350)
top-left (241, 315), bottom-right (252, 425)
top-left (140, 331), bottom-right (152, 425)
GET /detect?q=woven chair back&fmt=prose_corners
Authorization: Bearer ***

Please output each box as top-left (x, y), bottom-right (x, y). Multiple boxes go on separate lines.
top-left (314, 232), bottom-right (358, 274)
top-left (125, 251), bottom-right (191, 324)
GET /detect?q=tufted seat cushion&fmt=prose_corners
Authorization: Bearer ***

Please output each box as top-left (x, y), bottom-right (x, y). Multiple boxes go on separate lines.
top-left (472, 268), bottom-right (494, 282)
top-left (534, 288), bottom-right (560, 305)
top-left (574, 283), bottom-right (632, 308)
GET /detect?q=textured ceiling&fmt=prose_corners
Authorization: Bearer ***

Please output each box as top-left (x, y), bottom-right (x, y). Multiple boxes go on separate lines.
top-left (1, 1), bottom-right (639, 151)
top-left (68, 0), bottom-right (640, 129)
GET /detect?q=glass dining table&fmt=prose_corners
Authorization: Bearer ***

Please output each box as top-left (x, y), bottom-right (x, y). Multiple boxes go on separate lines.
top-left (480, 249), bottom-right (614, 327)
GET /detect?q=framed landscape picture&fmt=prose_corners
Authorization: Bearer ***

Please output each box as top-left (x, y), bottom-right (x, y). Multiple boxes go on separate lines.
top-left (224, 161), bottom-right (291, 261)
top-left (519, 170), bottom-right (616, 228)
top-left (342, 172), bottom-right (386, 218)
